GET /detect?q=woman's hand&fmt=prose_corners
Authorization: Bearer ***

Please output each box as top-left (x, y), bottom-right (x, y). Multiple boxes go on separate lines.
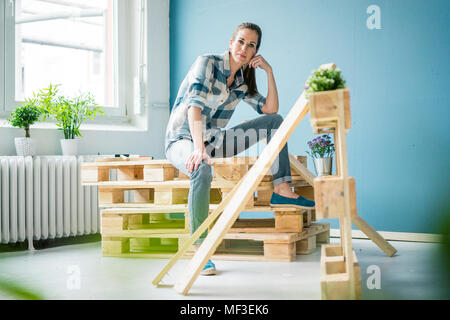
top-left (186, 148), bottom-right (212, 173)
top-left (249, 55), bottom-right (272, 72)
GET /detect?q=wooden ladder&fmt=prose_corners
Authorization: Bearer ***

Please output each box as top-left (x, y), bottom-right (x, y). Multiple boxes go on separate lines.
top-left (152, 87), bottom-right (396, 298)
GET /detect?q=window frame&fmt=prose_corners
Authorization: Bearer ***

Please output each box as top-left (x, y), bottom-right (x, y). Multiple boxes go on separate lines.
top-left (1, 0), bottom-right (146, 123)
top-left (0, 1), bottom-right (4, 112)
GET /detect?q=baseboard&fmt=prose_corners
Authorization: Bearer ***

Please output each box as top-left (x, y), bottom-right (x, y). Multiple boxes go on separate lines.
top-left (330, 229), bottom-right (443, 243)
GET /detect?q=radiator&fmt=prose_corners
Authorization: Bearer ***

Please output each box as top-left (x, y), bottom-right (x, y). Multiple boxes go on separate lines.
top-left (0, 156), bottom-right (101, 249)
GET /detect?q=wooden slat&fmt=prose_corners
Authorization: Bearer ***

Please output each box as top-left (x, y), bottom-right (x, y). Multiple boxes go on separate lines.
top-left (151, 178), bottom-right (245, 287)
top-left (85, 156), bottom-right (260, 169)
top-left (84, 179), bottom-right (231, 188)
top-left (351, 215), bottom-right (397, 257)
top-left (173, 91), bottom-right (310, 295)
top-left (288, 154), bottom-right (315, 186)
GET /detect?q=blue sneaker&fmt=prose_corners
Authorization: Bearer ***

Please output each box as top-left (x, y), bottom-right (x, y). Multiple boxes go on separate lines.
top-left (200, 260), bottom-right (217, 276)
top-left (270, 192), bottom-right (315, 208)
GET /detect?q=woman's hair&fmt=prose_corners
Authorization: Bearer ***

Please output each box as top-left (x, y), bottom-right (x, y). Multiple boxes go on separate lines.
top-left (231, 22), bottom-right (262, 97)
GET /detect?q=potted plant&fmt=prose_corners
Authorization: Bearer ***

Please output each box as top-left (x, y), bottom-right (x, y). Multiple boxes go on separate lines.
top-left (7, 97), bottom-right (43, 156)
top-left (38, 84), bottom-right (105, 155)
top-left (304, 64), bottom-right (346, 98)
top-left (304, 64), bottom-right (352, 131)
top-left (306, 134), bottom-right (335, 176)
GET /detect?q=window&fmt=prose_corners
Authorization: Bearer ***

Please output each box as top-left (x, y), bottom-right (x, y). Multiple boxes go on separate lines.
top-left (1, 0), bottom-right (147, 121)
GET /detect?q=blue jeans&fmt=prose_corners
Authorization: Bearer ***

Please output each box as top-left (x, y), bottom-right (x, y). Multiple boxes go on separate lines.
top-left (165, 113), bottom-right (292, 244)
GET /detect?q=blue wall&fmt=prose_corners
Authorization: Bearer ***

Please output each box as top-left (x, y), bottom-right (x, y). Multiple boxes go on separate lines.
top-left (169, 0), bottom-right (450, 234)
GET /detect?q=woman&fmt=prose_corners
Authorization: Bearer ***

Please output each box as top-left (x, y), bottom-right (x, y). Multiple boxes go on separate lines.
top-left (165, 22), bottom-right (315, 275)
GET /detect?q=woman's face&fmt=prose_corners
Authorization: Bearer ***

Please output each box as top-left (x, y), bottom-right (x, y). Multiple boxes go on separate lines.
top-left (229, 28), bottom-right (259, 67)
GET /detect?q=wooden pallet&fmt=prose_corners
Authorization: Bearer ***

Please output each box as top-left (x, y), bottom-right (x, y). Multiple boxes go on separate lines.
top-left (100, 205), bottom-right (314, 236)
top-left (205, 222), bottom-right (329, 262)
top-left (82, 155), bottom-right (310, 210)
top-left (97, 185), bottom-right (222, 206)
top-left (82, 156), bottom-right (309, 184)
top-left (102, 222), bottom-right (329, 261)
top-left (96, 181), bottom-right (309, 208)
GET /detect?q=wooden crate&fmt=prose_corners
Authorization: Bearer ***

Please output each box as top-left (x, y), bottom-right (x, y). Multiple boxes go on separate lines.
top-left (309, 88), bottom-right (351, 133)
top-left (320, 244), bottom-right (362, 300)
top-left (313, 175), bottom-right (357, 219)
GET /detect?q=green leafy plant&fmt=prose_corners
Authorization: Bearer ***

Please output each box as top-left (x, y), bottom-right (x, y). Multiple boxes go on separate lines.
top-left (305, 66), bottom-right (346, 98)
top-left (7, 97), bottom-right (43, 138)
top-left (38, 84), bottom-right (105, 139)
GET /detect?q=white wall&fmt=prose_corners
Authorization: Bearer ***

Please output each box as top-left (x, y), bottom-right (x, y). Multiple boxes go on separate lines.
top-left (0, 0), bottom-right (170, 159)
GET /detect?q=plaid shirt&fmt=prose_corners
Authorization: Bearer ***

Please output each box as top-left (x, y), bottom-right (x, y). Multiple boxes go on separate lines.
top-left (165, 49), bottom-right (267, 153)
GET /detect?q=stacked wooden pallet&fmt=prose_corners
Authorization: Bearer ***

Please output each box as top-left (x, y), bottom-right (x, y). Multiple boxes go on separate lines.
top-left (81, 155), bottom-right (329, 261)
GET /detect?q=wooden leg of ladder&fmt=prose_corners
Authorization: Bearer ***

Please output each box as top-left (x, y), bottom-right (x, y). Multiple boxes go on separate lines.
top-left (352, 215), bottom-right (397, 257)
top-left (151, 179), bottom-right (243, 287)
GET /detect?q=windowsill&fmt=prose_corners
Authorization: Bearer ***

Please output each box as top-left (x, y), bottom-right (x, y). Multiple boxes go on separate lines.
top-left (0, 114), bottom-right (148, 133)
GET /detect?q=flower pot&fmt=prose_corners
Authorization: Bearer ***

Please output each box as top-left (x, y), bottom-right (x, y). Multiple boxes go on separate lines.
top-left (313, 157), bottom-right (333, 176)
top-left (14, 137), bottom-right (36, 156)
top-left (60, 139), bottom-right (78, 156)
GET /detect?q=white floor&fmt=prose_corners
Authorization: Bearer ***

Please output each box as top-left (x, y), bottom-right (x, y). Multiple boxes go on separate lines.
top-left (0, 238), bottom-right (448, 300)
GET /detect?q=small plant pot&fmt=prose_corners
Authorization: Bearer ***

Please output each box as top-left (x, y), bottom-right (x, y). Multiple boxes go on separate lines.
top-left (60, 138), bottom-right (78, 156)
top-left (14, 137), bottom-right (36, 156)
top-left (313, 157), bottom-right (333, 176)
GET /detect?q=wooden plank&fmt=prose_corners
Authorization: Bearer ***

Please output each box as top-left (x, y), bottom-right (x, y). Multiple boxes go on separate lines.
top-left (117, 167), bottom-right (144, 181)
top-left (98, 189), bottom-right (124, 204)
top-left (151, 178), bottom-right (245, 287)
top-left (94, 156), bottom-right (153, 162)
top-left (263, 241), bottom-right (296, 261)
top-left (134, 189), bottom-right (154, 203)
top-left (296, 235), bottom-right (316, 254)
top-left (274, 211), bottom-right (304, 233)
top-left (333, 88), bottom-right (356, 299)
top-left (309, 88), bottom-right (351, 131)
top-left (154, 188), bottom-right (189, 205)
top-left (85, 157), bottom-right (256, 169)
top-left (144, 166), bottom-right (175, 182)
top-left (82, 179), bottom-right (235, 189)
top-left (313, 176), bottom-right (358, 219)
top-left (351, 215), bottom-right (397, 257)
top-left (288, 154), bottom-right (315, 186)
top-left (221, 188), bottom-right (254, 209)
top-left (81, 167), bottom-right (109, 183)
top-left (214, 164), bottom-right (247, 181)
top-left (320, 245), bottom-right (361, 300)
top-left (255, 190), bottom-right (273, 206)
top-left (290, 156), bottom-right (307, 175)
top-left (174, 91), bottom-right (310, 295)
